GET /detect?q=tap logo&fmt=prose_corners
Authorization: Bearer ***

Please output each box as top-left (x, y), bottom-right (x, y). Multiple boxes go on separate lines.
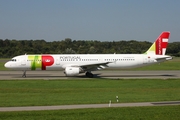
top-left (45, 59), bottom-right (51, 62)
top-left (42, 55), bottom-right (54, 70)
top-left (28, 55), bottom-right (54, 70)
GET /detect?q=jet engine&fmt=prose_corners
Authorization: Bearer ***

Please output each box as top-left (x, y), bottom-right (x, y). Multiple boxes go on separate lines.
top-left (64, 67), bottom-right (80, 76)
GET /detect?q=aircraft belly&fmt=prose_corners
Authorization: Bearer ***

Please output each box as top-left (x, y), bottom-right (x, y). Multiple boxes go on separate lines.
top-left (108, 62), bottom-right (139, 68)
top-left (45, 66), bottom-right (63, 70)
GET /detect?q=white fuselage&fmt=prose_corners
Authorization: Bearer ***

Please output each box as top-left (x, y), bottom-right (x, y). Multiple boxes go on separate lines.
top-left (4, 54), bottom-right (170, 71)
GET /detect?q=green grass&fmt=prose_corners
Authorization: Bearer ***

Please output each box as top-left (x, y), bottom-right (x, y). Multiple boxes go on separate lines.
top-left (0, 106), bottom-right (180, 120)
top-left (0, 79), bottom-right (180, 107)
top-left (0, 62), bottom-right (8, 70)
top-left (0, 58), bottom-right (8, 70)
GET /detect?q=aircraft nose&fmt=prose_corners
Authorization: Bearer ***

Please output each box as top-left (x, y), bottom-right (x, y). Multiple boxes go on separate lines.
top-left (4, 62), bottom-right (10, 68)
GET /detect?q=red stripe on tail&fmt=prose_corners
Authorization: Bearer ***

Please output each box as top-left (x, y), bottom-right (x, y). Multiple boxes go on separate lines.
top-left (155, 32), bottom-right (170, 55)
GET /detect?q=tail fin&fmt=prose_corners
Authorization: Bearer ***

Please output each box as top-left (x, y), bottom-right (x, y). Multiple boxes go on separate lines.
top-left (145, 31), bottom-right (170, 55)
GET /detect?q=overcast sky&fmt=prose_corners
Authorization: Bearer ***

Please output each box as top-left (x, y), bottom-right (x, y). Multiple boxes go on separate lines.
top-left (0, 0), bottom-right (180, 42)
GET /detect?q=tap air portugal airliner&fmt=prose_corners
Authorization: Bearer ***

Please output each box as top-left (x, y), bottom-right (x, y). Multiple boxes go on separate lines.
top-left (4, 32), bottom-right (172, 78)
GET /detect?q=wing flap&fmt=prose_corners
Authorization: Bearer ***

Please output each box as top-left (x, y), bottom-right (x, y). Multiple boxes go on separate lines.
top-left (70, 61), bottom-right (114, 71)
top-left (80, 62), bottom-right (111, 70)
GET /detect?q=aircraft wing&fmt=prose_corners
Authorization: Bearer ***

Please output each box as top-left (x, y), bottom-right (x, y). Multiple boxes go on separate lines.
top-left (70, 61), bottom-right (114, 71)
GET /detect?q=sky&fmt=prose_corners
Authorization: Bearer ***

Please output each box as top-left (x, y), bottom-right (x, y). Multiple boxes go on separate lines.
top-left (0, 0), bottom-right (180, 42)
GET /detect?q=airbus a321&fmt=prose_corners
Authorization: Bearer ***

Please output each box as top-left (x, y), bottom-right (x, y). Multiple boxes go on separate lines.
top-left (4, 32), bottom-right (172, 78)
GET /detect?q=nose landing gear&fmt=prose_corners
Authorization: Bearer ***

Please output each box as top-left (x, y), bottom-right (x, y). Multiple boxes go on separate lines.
top-left (22, 70), bottom-right (26, 77)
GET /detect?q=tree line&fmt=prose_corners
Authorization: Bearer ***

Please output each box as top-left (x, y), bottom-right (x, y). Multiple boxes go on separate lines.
top-left (0, 38), bottom-right (179, 58)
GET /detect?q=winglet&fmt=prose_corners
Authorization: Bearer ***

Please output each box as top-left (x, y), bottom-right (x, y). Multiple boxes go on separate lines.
top-left (145, 31), bottom-right (170, 55)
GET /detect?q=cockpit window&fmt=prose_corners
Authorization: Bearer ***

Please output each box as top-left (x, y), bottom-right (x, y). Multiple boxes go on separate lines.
top-left (11, 59), bottom-right (17, 62)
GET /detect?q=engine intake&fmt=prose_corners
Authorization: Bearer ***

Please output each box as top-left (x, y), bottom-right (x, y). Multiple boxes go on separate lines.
top-left (64, 67), bottom-right (80, 76)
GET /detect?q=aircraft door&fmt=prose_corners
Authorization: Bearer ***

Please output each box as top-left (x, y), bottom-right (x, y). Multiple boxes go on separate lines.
top-left (21, 59), bottom-right (26, 65)
top-left (143, 56), bottom-right (150, 64)
top-left (21, 55), bottom-right (27, 66)
top-left (98, 57), bottom-right (104, 62)
top-left (56, 57), bottom-right (60, 65)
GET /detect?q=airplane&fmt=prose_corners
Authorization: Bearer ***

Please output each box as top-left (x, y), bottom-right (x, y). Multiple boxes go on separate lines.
top-left (4, 31), bottom-right (172, 78)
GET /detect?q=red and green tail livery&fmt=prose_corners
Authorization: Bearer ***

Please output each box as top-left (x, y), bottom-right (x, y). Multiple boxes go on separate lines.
top-left (145, 32), bottom-right (170, 55)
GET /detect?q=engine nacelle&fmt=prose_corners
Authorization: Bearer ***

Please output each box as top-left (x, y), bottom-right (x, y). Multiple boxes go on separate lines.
top-left (64, 67), bottom-right (80, 76)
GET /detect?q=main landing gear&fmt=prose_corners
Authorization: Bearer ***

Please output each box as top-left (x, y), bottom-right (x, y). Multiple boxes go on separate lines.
top-left (85, 72), bottom-right (94, 78)
top-left (22, 70), bottom-right (26, 78)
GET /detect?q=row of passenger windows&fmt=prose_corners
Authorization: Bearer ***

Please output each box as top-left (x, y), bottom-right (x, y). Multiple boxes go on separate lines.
top-left (59, 59), bottom-right (135, 61)
top-left (26, 59), bottom-right (135, 62)
top-left (105, 59), bottom-right (135, 61)
top-left (60, 59), bottom-right (98, 61)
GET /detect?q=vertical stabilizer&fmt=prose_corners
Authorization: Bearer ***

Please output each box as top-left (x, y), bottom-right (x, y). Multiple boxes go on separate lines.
top-left (145, 32), bottom-right (170, 55)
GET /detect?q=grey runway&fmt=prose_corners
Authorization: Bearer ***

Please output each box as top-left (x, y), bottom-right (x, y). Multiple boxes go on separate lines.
top-left (0, 70), bottom-right (179, 112)
top-left (0, 70), bottom-right (179, 80)
top-left (0, 101), bottom-right (180, 111)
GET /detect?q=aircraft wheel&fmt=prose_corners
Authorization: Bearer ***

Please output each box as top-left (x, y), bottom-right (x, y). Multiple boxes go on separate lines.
top-left (85, 72), bottom-right (94, 78)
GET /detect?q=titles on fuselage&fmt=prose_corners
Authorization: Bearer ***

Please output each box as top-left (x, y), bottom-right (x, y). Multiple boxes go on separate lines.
top-left (60, 56), bottom-right (81, 60)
